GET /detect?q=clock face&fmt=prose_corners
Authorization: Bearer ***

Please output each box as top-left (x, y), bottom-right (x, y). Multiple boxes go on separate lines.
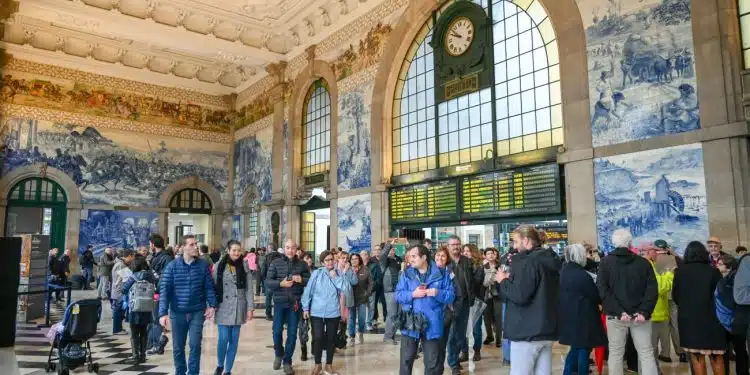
top-left (445, 17), bottom-right (474, 56)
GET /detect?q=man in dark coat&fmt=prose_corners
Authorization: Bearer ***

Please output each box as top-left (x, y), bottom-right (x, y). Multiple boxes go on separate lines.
top-left (380, 244), bottom-right (402, 344)
top-left (266, 239), bottom-right (310, 375)
top-left (97, 247), bottom-right (115, 300)
top-left (79, 245), bottom-right (97, 290)
top-left (596, 229), bottom-right (658, 375)
top-left (446, 235), bottom-right (475, 374)
top-left (496, 226), bottom-right (561, 374)
top-left (263, 245), bottom-right (283, 320)
top-left (146, 234), bottom-right (172, 355)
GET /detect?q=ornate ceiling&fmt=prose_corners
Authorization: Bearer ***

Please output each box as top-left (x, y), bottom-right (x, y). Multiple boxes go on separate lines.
top-left (1, 0), bottom-right (389, 95)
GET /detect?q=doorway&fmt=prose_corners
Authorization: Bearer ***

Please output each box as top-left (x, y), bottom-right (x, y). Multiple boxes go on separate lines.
top-left (4, 178), bottom-right (67, 251)
top-left (300, 193), bottom-right (330, 260)
top-left (167, 188), bottom-right (212, 247)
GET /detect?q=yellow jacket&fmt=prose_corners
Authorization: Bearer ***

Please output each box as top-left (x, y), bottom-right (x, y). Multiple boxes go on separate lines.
top-left (650, 261), bottom-right (674, 322)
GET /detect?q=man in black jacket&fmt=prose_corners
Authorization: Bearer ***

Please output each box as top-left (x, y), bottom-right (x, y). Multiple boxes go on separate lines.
top-left (596, 228), bottom-right (659, 375)
top-left (97, 247), bottom-right (115, 300)
top-left (380, 244), bottom-right (402, 344)
top-left (446, 235), bottom-right (475, 375)
top-left (266, 239), bottom-right (310, 375)
top-left (495, 225), bottom-right (561, 374)
top-left (146, 234), bottom-right (173, 355)
top-left (263, 245), bottom-right (283, 320)
top-left (79, 245), bottom-right (97, 290)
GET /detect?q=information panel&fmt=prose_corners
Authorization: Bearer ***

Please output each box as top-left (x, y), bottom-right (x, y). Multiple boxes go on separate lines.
top-left (462, 164), bottom-right (561, 217)
top-left (390, 180), bottom-right (458, 223)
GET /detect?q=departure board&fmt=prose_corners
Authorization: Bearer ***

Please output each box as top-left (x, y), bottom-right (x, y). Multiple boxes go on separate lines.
top-left (462, 163), bottom-right (561, 217)
top-left (390, 180), bottom-right (458, 223)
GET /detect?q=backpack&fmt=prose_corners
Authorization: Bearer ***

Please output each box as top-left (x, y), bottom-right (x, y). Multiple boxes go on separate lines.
top-left (716, 254), bottom-right (750, 334)
top-left (128, 279), bottom-right (155, 313)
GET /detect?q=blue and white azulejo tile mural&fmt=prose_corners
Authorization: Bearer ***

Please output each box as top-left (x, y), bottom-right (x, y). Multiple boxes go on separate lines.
top-left (594, 143), bottom-right (708, 255)
top-left (2, 117), bottom-right (229, 206)
top-left (337, 81), bottom-right (372, 190)
top-left (577, 0), bottom-right (700, 146)
top-left (337, 193), bottom-right (372, 253)
top-left (233, 125), bottom-right (273, 206)
top-left (78, 209), bottom-right (159, 256)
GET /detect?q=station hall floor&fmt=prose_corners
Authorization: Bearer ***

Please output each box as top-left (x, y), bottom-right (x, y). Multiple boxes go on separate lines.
top-left (9, 290), bottom-right (693, 374)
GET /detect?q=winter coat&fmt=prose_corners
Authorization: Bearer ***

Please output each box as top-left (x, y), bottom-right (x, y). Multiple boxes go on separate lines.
top-left (596, 247), bottom-right (658, 319)
top-left (558, 262), bottom-right (607, 348)
top-left (262, 251), bottom-right (282, 281)
top-left (212, 261), bottom-right (255, 326)
top-left (302, 267), bottom-right (354, 319)
top-left (149, 249), bottom-right (173, 290)
top-left (265, 256), bottom-right (311, 308)
top-left (121, 271), bottom-right (156, 325)
top-left (451, 255), bottom-right (476, 304)
top-left (381, 254), bottom-right (402, 293)
top-left (98, 252), bottom-right (115, 279)
top-left (79, 250), bottom-right (96, 269)
top-left (111, 258), bottom-right (132, 301)
top-left (158, 257), bottom-right (217, 317)
top-left (367, 259), bottom-right (382, 288)
top-left (673, 259), bottom-right (725, 350)
top-left (498, 247), bottom-right (562, 342)
top-left (469, 264), bottom-right (485, 301)
top-left (649, 261), bottom-right (674, 322)
top-left (352, 265), bottom-right (373, 305)
top-left (395, 262), bottom-right (455, 341)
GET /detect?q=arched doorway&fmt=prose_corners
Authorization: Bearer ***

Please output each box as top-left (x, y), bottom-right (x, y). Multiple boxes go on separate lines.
top-left (167, 188), bottom-right (213, 247)
top-left (5, 177), bottom-right (67, 251)
top-left (300, 190), bottom-right (330, 259)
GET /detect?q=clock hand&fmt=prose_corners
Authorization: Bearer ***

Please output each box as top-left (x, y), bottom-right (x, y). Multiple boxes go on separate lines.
top-left (451, 32), bottom-right (462, 38)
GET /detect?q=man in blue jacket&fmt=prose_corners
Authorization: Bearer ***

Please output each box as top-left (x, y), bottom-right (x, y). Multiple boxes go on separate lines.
top-left (158, 234), bottom-right (216, 375)
top-left (266, 238), bottom-right (310, 375)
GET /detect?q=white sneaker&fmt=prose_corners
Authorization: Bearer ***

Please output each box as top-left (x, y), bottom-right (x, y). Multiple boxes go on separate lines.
top-left (348, 337), bottom-right (356, 347)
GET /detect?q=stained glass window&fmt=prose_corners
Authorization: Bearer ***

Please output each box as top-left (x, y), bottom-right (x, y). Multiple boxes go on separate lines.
top-left (302, 79), bottom-right (331, 177)
top-left (391, 0), bottom-right (562, 176)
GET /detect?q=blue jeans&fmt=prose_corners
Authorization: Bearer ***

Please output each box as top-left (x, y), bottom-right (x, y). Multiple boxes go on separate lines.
top-left (272, 305), bottom-right (300, 364)
top-left (462, 317), bottom-right (483, 353)
top-left (147, 303), bottom-right (162, 349)
top-left (265, 290), bottom-right (274, 318)
top-left (112, 298), bottom-right (124, 333)
top-left (502, 303), bottom-right (511, 361)
top-left (82, 267), bottom-right (93, 289)
top-left (348, 304), bottom-right (367, 337)
top-left (217, 325), bottom-right (242, 372)
top-left (563, 347), bottom-right (591, 375)
top-left (447, 300), bottom-right (470, 368)
top-left (170, 311), bottom-right (206, 375)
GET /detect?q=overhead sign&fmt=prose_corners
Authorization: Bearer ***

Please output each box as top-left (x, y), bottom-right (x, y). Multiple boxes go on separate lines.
top-left (390, 180), bottom-right (458, 223)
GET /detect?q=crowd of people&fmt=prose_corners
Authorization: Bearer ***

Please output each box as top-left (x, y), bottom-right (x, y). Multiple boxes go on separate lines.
top-left (45, 226), bottom-right (750, 375)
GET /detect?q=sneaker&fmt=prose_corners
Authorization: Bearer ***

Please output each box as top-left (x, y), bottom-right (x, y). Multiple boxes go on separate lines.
top-left (214, 367), bottom-right (224, 375)
top-left (348, 337), bottom-right (356, 347)
top-left (273, 357), bottom-right (282, 370)
top-left (283, 363), bottom-right (295, 375)
top-left (483, 338), bottom-right (494, 345)
top-left (472, 349), bottom-right (481, 361)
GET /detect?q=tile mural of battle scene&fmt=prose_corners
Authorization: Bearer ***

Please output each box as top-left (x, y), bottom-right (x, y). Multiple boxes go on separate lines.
top-left (233, 125), bottom-right (273, 206)
top-left (577, 0), bottom-right (699, 146)
top-left (1, 71), bottom-right (234, 133)
top-left (337, 81), bottom-right (372, 190)
top-left (337, 194), bottom-right (372, 253)
top-left (594, 143), bottom-right (708, 255)
top-left (78, 210), bottom-right (159, 256)
top-left (1, 117), bottom-right (229, 206)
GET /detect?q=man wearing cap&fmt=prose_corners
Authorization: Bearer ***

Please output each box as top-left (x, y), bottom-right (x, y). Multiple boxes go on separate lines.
top-left (654, 239), bottom-right (687, 363)
top-left (708, 236), bottom-right (728, 268)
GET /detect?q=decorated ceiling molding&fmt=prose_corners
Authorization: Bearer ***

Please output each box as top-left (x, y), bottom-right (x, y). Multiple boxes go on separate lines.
top-left (2, 0), bottom-right (392, 95)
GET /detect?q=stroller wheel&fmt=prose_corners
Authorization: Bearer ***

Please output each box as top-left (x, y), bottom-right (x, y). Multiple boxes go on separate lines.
top-left (88, 363), bottom-right (99, 373)
top-left (57, 367), bottom-right (69, 375)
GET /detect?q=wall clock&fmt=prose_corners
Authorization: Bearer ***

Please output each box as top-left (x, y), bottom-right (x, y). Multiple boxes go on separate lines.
top-left (445, 16), bottom-right (475, 57)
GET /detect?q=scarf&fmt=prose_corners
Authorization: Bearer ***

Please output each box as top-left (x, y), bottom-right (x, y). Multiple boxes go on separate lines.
top-left (216, 256), bottom-right (247, 304)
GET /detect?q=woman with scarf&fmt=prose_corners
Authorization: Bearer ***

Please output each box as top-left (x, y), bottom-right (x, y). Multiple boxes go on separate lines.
top-left (481, 248), bottom-right (503, 348)
top-left (212, 240), bottom-right (255, 375)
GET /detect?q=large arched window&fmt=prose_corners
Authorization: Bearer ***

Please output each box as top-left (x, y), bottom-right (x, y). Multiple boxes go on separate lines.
top-left (169, 188), bottom-right (212, 214)
top-left (392, 0), bottom-right (561, 176)
top-left (301, 79), bottom-right (331, 177)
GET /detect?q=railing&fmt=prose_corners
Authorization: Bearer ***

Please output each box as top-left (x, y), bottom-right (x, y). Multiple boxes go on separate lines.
top-left (17, 283), bottom-right (72, 327)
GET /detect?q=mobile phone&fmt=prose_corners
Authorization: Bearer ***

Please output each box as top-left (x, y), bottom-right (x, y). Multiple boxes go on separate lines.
top-left (418, 284), bottom-right (426, 290)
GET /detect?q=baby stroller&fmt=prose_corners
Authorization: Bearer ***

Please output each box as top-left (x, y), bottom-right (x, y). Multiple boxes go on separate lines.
top-left (45, 298), bottom-right (102, 374)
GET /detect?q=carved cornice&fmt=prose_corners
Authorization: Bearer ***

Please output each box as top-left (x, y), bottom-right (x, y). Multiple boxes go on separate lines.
top-left (1, 103), bottom-right (233, 143)
top-left (265, 61), bottom-right (288, 85)
top-left (234, 114), bottom-right (275, 141)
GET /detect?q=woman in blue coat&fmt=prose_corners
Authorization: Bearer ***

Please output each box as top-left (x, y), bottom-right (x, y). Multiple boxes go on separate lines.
top-left (558, 244), bottom-right (607, 375)
top-left (396, 245), bottom-right (455, 375)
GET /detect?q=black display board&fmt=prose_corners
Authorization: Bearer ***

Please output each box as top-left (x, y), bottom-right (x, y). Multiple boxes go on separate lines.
top-left (390, 163), bottom-right (562, 225)
top-left (26, 235), bottom-right (50, 321)
top-left (0, 237), bottom-right (22, 347)
top-left (390, 180), bottom-right (459, 223)
top-left (462, 163), bottom-right (561, 218)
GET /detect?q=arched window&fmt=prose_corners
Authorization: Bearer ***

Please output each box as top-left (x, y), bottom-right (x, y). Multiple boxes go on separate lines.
top-left (392, 0), bottom-right (561, 176)
top-left (169, 188), bottom-right (212, 214)
top-left (8, 177), bottom-right (67, 204)
top-left (301, 79), bottom-right (331, 177)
